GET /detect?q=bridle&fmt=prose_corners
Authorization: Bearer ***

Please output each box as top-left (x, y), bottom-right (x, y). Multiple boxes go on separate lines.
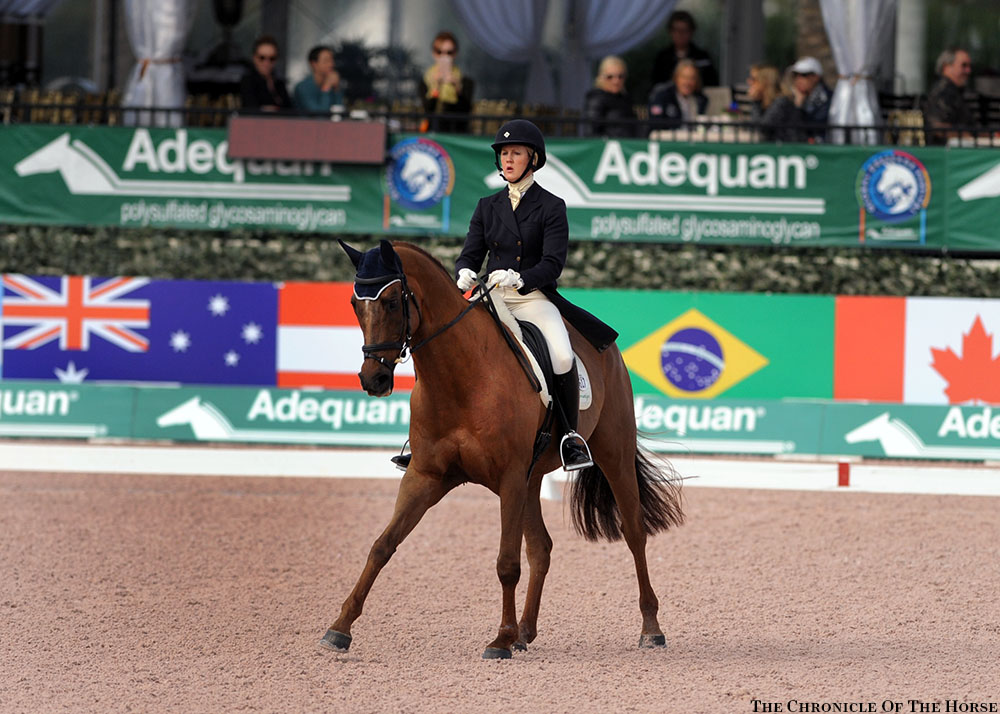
top-left (354, 273), bottom-right (417, 369)
top-left (355, 270), bottom-right (486, 370)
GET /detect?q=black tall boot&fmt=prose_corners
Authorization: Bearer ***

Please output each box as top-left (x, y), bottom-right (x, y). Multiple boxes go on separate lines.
top-left (553, 363), bottom-right (594, 471)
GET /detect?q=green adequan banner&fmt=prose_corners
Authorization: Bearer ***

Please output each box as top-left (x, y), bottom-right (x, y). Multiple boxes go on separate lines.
top-left (0, 381), bottom-right (133, 438)
top-left (3, 125), bottom-right (1000, 251)
top-left (636, 396), bottom-right (1000, 461)
top-left (0, 125), bottom-right (384, 233)
top-left (4, 381), bottom-right (1000, 462)
top-left (135, 386), bottom-right (413, 446)
top-left (388, 135), bottom-right (1000, 252)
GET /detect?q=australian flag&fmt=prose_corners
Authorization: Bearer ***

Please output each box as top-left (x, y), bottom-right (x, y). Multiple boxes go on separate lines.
top-left (0, 274), bottom-right (278, 385)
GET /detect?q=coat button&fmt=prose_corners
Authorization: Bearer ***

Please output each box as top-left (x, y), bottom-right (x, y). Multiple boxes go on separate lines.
top-left (515, 256), bottom-right (521, 261)
top-left (517, 241), bottom-right (521, 245)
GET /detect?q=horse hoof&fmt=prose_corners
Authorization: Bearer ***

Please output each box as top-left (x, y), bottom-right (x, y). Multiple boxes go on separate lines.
top-left (639, 633), bottom-right (667, 649)
top-left (512, 641), bottom-right (527, 652)
top-left (482, 647), bottom-right (512, 660)
top-left (319, 629), bottom-right (352, 652)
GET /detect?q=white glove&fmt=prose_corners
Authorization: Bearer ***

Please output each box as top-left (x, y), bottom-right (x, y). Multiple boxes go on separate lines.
top-left (488, 269), bottom-right (524, 289)
top-left (456, 268), bottom-right (477, 291)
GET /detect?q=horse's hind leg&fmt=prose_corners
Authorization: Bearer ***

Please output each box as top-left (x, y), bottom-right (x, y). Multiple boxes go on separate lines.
top-left (515, 477), bottom-right (552, 651)
top-left (320, 471), bottom-right (452, 653)
top-left (589, 429), bottom-right (666, 648)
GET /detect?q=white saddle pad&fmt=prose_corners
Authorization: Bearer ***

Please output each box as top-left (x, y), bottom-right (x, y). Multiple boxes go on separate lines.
top-left (479, 294), bottom-right (593, 410)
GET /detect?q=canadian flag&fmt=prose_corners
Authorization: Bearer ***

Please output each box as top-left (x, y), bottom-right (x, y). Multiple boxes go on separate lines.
top-left (905, 297), bottom-right (1000, 404)
top-left (834, 296), bottom-right (1000, 405)
top-left (276, 282), bottom-right (415, 390)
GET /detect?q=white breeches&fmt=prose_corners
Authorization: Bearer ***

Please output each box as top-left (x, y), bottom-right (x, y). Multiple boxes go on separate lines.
top-left (496, 287), bottom-right (574, 374)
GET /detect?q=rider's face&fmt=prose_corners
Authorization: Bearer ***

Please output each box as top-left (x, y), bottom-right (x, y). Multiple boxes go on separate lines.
top-left (500, 144), bottom-right (532, 182)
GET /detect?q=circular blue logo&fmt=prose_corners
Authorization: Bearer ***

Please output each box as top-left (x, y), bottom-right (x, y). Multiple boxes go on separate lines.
top-left (386, 137), bottom-right (454, 211)
top-left (660, 328), bottom-right (724, 392)
top-left (856, 150), bottom-right (930, 223)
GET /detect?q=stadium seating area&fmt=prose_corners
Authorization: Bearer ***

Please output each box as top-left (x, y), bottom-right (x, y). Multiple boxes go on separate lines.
top-left (1, 84), bottom-right (998, 146)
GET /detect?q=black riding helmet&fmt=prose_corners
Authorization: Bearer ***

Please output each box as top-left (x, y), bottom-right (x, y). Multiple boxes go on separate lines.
top-left (491, 119), bottom-right (546, 182)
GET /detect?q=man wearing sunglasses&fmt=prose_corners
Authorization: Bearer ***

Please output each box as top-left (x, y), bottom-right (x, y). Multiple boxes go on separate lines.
top-left (925, 48), bottom-right (976, 145)
top-left (419, 30), bottom-right (474, 133)
top-left (240, 34), bottom-right (293, 113)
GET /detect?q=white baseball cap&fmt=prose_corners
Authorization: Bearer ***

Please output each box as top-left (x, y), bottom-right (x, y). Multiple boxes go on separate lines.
top-left (791, 57), bottom-right (823, 75)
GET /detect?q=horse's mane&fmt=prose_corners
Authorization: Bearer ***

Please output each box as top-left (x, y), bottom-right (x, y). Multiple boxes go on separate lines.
top-left (393, 241), bottom-right (454, 283)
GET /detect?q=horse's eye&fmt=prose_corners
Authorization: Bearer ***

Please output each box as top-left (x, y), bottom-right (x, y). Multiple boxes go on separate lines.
top-left (385, 298), bottom-right (400, 311)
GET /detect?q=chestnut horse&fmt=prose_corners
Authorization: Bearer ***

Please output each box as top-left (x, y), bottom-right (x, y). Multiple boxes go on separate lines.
top-left (321, 240), bottom-right (684, 659)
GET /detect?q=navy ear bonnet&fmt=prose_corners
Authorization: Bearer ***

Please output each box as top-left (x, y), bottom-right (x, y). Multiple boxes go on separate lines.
top-left (350, 241), bottom-right (403, 300)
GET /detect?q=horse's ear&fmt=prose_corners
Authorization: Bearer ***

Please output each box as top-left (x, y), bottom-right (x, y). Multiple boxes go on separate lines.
top-left (338, 239), bottom-right (363, 269)
top-left (378, 240), bottom-right (400, 271)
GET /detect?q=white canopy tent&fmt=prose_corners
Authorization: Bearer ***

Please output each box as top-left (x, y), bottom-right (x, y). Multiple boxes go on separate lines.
top-left (819, 0), bottom-right (899, 144)
top-left (120, 0), bottom-right (195, 127)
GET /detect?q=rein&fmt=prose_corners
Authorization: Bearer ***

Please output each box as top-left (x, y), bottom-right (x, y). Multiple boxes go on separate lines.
top-left (359, 263), bottom-right (550, 483)
top-left (358, 271), bottom-right (486, 367)
top-left (358, 272), bottom-right (542, 395)
top-left (475, 281), bottom-right (543, 394)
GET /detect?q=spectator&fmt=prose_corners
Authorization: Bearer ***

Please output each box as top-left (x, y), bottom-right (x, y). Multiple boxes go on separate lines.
top-left (789, 56), bottom-right (831, 142)
top-left (294, 45), bottom-right (345, 115)
top-left (419, 30), bottom-right (474, 133)
top-left (240, 35), bottom-right (293, 113)
top-left (584, 56), bottom-right (638, 137)
top-left (925, 47), bottom-right (976, 144)
top-left (747, 64), bottom-right (800, 142)
top-left (650, 10), bottom-right (719, 89)
top-left (648, 59), bottom-right (708, 130)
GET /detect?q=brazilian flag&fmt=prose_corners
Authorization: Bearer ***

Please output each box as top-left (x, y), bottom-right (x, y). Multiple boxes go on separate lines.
top-left (563, 289), bottom-right (835, 400)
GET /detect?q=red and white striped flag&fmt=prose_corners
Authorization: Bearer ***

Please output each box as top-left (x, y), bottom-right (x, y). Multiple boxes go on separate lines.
top-left (277, 281), bottom-right (415, 390)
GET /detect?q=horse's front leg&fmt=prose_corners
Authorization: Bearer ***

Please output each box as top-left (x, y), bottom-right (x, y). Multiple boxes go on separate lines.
top-left (320, 471), bottom-right (451, 653)
top-left (482, 478), bottom-right (527, 659)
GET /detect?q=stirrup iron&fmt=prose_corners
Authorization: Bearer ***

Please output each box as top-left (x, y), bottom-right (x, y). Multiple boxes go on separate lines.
top-left (559, 431), bottom-right (593, 471)
top-left (390, 440), bottom-right (411, 471)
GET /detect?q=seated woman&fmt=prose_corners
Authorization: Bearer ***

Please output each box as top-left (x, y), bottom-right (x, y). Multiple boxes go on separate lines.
top-left (584, 55), bottom-right (638, 137)
top-left (747, 64), bottom-right (801, 142)
top-left (648, 59), bottom-right (707, 130)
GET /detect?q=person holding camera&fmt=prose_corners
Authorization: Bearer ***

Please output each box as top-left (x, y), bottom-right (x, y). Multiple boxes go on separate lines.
top-left (418, 30), bottom-right (474, 133)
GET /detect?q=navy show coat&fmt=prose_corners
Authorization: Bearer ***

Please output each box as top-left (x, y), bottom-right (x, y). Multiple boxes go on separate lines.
top-left (456, 182), bottom-right (618, 352)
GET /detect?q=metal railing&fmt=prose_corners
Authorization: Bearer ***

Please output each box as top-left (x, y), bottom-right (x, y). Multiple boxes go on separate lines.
top-left (2, 95), bottom-right (999, 148)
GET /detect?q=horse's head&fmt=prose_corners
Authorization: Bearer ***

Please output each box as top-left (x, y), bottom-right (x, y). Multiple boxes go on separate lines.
top-left (340, 239), bottom-right (420, 397)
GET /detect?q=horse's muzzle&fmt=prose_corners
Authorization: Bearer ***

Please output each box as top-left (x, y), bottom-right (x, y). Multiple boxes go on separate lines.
top-left (359, 366), bottom-right (393, 397)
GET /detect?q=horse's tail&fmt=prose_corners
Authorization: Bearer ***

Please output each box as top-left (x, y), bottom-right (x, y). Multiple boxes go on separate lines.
top-left (569, 444), bottom-right (685, 542)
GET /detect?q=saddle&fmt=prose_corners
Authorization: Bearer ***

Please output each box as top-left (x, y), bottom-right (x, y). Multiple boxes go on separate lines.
top-left (476, 287), bottom-right (593, 479)
top-left (483, 292), bottom-right (592, 410)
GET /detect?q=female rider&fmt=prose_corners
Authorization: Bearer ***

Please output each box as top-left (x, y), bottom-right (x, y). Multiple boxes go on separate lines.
top-left (455, 119), bottom-right (617, 471)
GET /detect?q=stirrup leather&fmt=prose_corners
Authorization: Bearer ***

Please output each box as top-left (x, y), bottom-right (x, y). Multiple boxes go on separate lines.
top-left (559, 431), bottom-right (594, 471)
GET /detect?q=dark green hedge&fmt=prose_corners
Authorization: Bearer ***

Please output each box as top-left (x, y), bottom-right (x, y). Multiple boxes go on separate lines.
top-left (3, 223), bottom-right (1000, 297)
